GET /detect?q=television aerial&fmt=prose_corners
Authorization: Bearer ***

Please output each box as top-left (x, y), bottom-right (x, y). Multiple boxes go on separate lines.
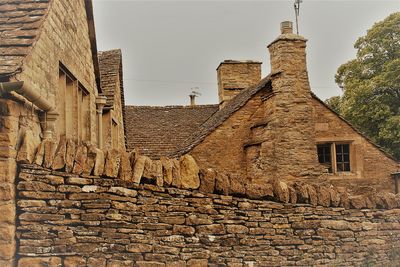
top-left (294, 0), bottom-right (302, 34)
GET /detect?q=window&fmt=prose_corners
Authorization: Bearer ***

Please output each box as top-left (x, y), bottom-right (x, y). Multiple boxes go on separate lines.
top-left (336, 144), bottom-right (350, 172)
top-left (317, 144), bottom-right (332, 173)
top-left (317, 143), bottom-right (351, 173)
top-left (58, 64), bottom-right (91, 143)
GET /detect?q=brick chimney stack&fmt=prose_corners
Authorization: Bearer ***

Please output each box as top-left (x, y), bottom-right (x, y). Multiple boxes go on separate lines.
top-left (217, 60), bottom-right (262, 108)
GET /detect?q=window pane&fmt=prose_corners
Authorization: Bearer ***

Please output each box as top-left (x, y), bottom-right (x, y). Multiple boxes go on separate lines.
top-left (336, 144), bottom-right (351, 172)
top-left (343, 144), bottom-right (349, 153)
top-left (317, 144), bottom-right (332, 173)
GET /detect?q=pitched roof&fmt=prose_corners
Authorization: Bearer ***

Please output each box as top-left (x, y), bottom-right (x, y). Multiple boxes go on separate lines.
top-left (98, 49), bottom-right (123, 108)
top-left (124, 105), bottom-right (219, 158)
top-left (311, 92), bottom-right (399, 162)
top-left (0, 0), bottom-right (51, 77)
top-left (0, 0), bottom-right (101, 92)
top-left (172, 74), bottom-right (273, 156)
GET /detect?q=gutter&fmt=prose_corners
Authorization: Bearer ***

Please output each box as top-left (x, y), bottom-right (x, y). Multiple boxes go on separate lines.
top-left (0, 80), bottom-right (58, 140)
top-left (0, 81), bottom-right (53, 112)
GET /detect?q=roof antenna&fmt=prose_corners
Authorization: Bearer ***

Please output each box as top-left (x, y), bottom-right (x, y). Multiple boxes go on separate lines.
top-left (189, 87), bottom-right (201, 106)
top-left (294, 0), bottom-right (302, 34)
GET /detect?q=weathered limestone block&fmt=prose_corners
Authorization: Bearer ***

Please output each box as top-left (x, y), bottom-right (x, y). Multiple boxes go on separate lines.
top-left (294, 183), bottom-right (309, 203)
top-left (16, 130), bottom-right (37, 164)
top-left (316, 186), bottom-right (331, 207)
top-left (104, 149), bottom-right (121, 178)
top-left (377, 192), bottom-right (397, 209)
top-left (64, 256), bottom-right (86, 267)
top-left (272, 179), bottom-right (290, 203)
top-left (87, 257), bottom-right (106, 267)
top-left (161, 156), bottom-right (173, 186)
top-left (329, 188), bottom-right (341, 207)
top-left (142, 157), bottom-right (155, 180)
top-left (171, 159), bottom-right (182, 188)
top-left (154, 160), bottom-right (164, 187)
top-left (215, 172), bottom-right (230, 195)
top-left (337, 187), bottom-right (350, 209)
top-left (350, 195), bottom-right (367, 209)
top-left (199, 168), bottom-right (216, 194)
top-left (179, 154), bottom-right (200, 190)
top-left (18, 257), bottom-right (61, 267)
top-left (51, 137), bottom-right (67, 170)
top-left (65, 139), bottom-right (76, 173)
top-left (92, 148), bottom-right (105, 176)
top-left (72, 144), bottom-right (87, 175)
top-left (36, 139), bottom-right (56, 169)
top-left (82, 145), bottom-right (97, 176)
top-left (246, 181), bottom-right (274, 200)
top-left (132, 156), bottom-right (147, 184)
top-left (118, 150), bottom-right (132, 181)
top-left (230, 174), bottom-right (246, 196)
top-left (226, 225), bottom-right (249, 234)
top-left (305, 185), bottom-right (318, 206)
top-left (196, 224), bottom-right (226, 235)
top-left (187, 259), bottom-right (208, 267)
top-left (288, 186), bottom-right (297, 204)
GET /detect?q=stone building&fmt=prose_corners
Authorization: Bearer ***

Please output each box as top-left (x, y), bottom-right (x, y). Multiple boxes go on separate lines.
top-left (125, 22), bottom-right (400, 194)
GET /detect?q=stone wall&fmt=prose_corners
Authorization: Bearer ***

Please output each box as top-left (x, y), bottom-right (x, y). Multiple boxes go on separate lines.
top-left (14, 0), bottom-right (99, 144)
top-left (14, 164), bottom-right (400, 267)
top-left (313, 98), bottom-right (399, 193)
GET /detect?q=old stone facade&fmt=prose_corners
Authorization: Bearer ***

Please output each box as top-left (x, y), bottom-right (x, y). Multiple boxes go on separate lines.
top-left (125, 22), bottom-right (399, 195)
top-left (1, 0), bottom-right (400, 266)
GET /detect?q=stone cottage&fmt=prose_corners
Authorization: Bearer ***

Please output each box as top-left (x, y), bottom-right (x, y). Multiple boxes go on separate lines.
top-left (124, 22), bottom-right (400, 194)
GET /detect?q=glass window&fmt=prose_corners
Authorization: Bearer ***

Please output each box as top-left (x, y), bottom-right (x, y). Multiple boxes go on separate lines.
top-left (335, 144), bottom-right (350, 172)
top-left (317, 144), bottom-right (332, 173)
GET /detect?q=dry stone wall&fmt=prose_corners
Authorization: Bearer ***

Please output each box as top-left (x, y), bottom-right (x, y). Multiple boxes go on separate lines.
top-left (15, 163), bottom-right (400, 267)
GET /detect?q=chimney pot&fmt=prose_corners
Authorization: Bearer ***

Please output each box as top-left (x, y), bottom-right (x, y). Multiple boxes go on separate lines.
top-left (280, 21), bottom-right (293, 34)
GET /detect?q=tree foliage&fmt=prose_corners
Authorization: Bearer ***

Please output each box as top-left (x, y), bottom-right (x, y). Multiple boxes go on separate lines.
top-left (331, 12), bottom-right (400, 159)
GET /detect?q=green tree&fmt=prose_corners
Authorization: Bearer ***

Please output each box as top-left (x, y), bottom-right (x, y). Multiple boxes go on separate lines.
top-left (333, 12), bottom-right (400, 159)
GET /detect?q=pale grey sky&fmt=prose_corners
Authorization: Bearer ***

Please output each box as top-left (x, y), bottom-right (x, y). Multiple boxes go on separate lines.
top-left (93, 0), bottom-right (399, 106)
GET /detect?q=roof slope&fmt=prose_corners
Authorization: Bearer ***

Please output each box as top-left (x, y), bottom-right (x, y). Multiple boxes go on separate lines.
top-left (98, 49), bottom-right (124, 108)
top-left (124, 105), bottom-right (219, 158)
top-left (0, 0), bottom-right (51, 77)
top-left (0, 0), bottom-right (101, 91)
top-left (172, 74), bottom-right (273, 156)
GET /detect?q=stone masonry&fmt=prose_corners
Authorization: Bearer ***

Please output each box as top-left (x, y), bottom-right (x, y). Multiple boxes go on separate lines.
top-left (15, 163), bottom-right (400, 267)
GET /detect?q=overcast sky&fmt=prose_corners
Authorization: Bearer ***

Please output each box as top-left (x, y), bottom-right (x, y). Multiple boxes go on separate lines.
top-left (93, 0), bottom-right (399, 106)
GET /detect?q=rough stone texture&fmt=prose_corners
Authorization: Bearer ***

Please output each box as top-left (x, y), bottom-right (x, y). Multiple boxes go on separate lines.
top-left (92, 148), bottom-right (105, 176)
top-left (132, 156), bottom-right (147, 184)
top-left (104, 149), bottom-right (120, 178)
top-left (161, 156), bottom-right (173, 186)
top-left (82, 145), bottom-right (97, 176)
top-left (16, 130), bottom-right (37, 164)
top-left (72, 145), bottom-right (87, 175)
top-left (15, 164), bottom-right (400, 266)
top-left (65, 139), bottom-right (77, 173)
top-left (118, 150), bottom-right (132, 181)
top-left (199, 168), bottom-right (216, 194)
top-left (179, 154), bottom-right (200, 190)
top-left (51, 137), bottom-right (67, 170)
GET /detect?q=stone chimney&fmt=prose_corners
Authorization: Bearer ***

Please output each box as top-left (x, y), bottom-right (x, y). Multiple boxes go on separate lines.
top-left (268, 21), bottom-right (308, 83)
top-left (217, 60), bottom-right (262, 108)
top-left (263, 21), bottom-right (323, 181)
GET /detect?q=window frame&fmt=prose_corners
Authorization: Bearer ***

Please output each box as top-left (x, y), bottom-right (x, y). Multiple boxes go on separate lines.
top-left (317, 141), bottom-right (352, 174)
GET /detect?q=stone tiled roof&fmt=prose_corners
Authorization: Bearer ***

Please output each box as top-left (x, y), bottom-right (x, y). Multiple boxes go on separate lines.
top-left (98, 49), bottom-right (123, 108)
top-left (173, 74), bottom-right (273, 156)
top-left (0, 0), bottom-right (101, 92)
top-left (124, 105), bottom-right (219, 158)
top-left (0, 0), bottom-right (51, 77)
